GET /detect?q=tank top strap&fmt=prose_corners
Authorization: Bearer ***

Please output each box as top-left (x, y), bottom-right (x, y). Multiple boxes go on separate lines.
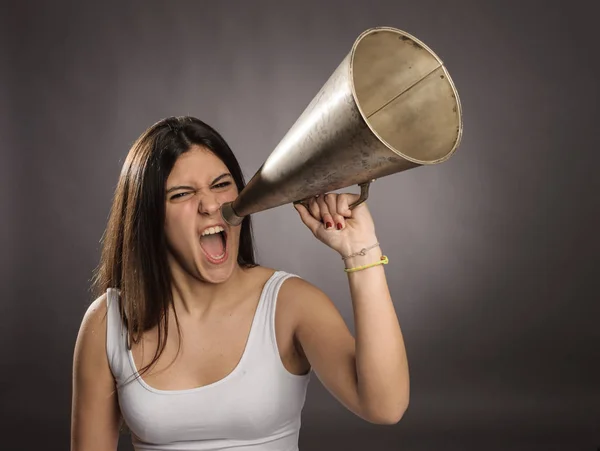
top-left (105, 288), bottom-right (129, 380)
top-left (249, 270), bottom-right (301, 362)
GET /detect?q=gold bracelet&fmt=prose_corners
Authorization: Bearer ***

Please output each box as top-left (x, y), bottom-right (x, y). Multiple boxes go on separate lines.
top-left (344, 255), bottom-right (389, 273)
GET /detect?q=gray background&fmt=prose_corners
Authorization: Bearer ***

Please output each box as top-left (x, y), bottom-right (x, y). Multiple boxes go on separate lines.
top-left (1, 0), bottom-right (599, 450)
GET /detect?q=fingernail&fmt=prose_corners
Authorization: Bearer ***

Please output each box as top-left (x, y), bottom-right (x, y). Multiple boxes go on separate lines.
top-left (337, 223), bottom-right (343, 230)
top-left (326, 221), bottom-right (333, 229)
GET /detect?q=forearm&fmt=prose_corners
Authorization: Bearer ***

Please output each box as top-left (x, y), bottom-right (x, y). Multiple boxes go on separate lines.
top-left (345, 244), bottom-right (410, 423)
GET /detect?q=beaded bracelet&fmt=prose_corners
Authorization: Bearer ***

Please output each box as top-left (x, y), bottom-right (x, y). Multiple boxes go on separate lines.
top-left (344, 255), bottom-right (389, 273)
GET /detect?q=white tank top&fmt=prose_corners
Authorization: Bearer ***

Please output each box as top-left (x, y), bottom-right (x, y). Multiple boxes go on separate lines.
top-left (106, 270), bottom-right (312, 451)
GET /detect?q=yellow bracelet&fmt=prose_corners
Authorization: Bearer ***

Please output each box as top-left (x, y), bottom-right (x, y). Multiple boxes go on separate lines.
top-left (344, 255), bottom-right (389, 273)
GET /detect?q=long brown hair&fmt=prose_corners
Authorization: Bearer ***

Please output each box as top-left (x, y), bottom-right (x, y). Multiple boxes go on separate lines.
top-left (91, 116), bottom-right (258, 381)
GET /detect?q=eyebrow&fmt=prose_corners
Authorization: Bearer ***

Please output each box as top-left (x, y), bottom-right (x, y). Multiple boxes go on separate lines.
top-left (166, 173), bottom-right (232, 194)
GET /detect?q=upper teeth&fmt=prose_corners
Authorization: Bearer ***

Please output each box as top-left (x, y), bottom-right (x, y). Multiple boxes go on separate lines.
top-left (201, 225), bottom-right (225, 236)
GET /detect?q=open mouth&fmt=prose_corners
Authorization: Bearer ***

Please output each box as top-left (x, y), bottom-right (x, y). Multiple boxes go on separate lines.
top-left (199, 229), bottom-right (228, 263)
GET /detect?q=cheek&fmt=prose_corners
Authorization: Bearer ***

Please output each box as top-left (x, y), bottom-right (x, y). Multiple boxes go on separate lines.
top-left (164, 205), bottom-right (195, 242)
top-left (164, 220), bottom-right (183, 248)
top-left (220, 190), bottom-right (238, 204)
top-left (165, 208), bottom-right (182, 231)
top-left (231, 226), bottom-right (243, 245)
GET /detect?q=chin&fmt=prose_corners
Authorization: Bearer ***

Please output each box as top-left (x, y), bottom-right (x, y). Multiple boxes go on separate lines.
top-left (196, 249), bottom-right (240, 284)
top-left (200, 265), bottom-right (235, 284)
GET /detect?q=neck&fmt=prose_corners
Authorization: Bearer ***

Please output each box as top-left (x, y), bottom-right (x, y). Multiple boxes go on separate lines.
top-left (168, 258), bottom-right (248, 319)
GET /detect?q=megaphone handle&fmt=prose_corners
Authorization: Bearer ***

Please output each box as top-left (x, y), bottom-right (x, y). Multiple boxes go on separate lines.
top-left (348, 181), bottom-right (371, 210)
top-left (293, 180), bottom-right (372, 211)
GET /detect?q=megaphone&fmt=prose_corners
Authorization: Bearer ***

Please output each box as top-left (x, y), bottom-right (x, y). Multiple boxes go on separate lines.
top-left (220, 26), bottom-right (463, 226)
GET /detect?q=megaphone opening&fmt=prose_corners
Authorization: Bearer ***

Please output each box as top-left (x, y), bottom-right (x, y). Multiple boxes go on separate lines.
top-left (350, 27), bottom-right (462, 166)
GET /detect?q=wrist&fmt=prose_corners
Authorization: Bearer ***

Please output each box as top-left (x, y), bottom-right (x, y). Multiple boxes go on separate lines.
top-left (338, 236), bottom-right (379, 257)
top-left (341, 243), bottom-right (383, 269)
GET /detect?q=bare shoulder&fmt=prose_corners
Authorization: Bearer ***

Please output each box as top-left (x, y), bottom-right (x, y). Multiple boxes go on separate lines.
top-left (248, 266), bottom-right (339, 329)
top-left (277, 275), bottom-right (337, 321)
top-left (72, 293), bottom-right (121, 449)
top-left (77, 293), bottom-right (109, 343)
top-left (72, 292), bottom-right (116, 399)
top-left (74, 293), bottom-right (111, 366)
top-left (279, 275), bottom-right (325, 301)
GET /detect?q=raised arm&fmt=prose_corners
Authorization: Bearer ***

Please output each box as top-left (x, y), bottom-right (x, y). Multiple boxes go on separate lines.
top-left (284, 272), bottom-right (408, 425)
top-left (71, 295), bottom-right (121, 451)
top-left (292, 193), bottom-right (410, 424)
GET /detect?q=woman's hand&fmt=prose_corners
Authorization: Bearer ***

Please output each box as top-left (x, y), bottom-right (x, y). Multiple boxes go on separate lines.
top-left (293, 192), bottom-right (378, 258)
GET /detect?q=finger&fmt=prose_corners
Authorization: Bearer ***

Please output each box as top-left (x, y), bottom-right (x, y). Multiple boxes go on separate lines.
top-left (293, 203), bottom-right (322, 235)
top-left (337, 193), bottom-right (359, 218)
top-left (308, 195), bottom-right (321, 220)
top-left (324, 193), bottom-right (346, 230)
top-left (317, 194), bottom-right (335, 230)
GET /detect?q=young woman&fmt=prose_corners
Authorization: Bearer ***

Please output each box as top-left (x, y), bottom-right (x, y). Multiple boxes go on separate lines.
top-left (71, 116), bottom-right (409, 451)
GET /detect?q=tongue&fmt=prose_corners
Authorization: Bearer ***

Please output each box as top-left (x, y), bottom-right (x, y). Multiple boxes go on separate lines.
top-left (200, 233), bottom-right (225, 258)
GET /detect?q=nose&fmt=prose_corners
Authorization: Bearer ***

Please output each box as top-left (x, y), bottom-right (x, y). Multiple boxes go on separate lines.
top-left (198, 194), bottom-right (221, 216)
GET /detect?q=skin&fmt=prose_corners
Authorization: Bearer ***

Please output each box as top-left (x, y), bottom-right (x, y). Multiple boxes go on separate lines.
top-left (71, 145), bottom-right (409, 451)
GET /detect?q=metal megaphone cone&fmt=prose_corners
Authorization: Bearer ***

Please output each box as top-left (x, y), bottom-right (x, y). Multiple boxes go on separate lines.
top-left (221, 26), bottom-right (463, 226)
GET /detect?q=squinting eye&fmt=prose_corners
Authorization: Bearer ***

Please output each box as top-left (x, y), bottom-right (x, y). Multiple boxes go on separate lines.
top-left (170, 192), bottom-right (193, 200)
top-left (213, 182), bottom-right (231, 189)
